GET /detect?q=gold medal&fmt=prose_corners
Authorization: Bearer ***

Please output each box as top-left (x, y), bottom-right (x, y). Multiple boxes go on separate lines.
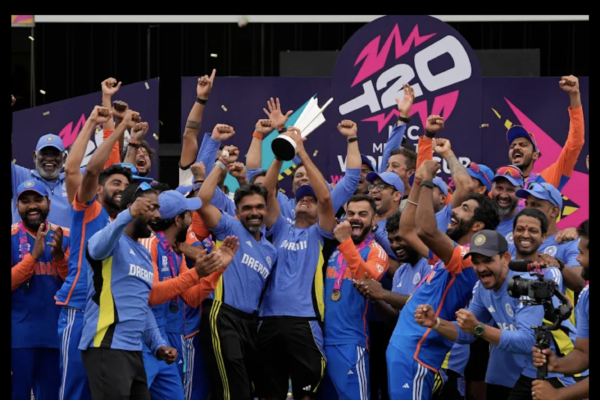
top-left (331, 290), bottom-right (341, 301)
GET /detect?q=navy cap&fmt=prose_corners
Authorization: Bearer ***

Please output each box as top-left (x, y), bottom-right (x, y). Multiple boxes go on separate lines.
top-left (366, 171), bottom-right (405, 195)
top-left (463, 230), bottom-right (508, 259)
top-left (36, 134), bottom-right (64, 152)
top-left (506, 125), bottom-right (541, 155)
top-left (516, 182), bottom-right (563, 209)
top-left (492, 165), bottom-right (524, 188)
top-left (360, 154), bottom-right (376, 172)
top-left (158, 190), bottom-right (202, 219)
top-left (17, 180), bottom-right (50, 200)
top-left (296, 184), bottom-right (317, 201)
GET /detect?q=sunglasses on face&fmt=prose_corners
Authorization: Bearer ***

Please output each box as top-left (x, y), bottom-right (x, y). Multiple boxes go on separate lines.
top-left (368, 182), bottom-right (395, 192)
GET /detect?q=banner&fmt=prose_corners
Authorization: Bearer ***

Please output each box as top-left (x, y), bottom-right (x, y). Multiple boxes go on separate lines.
top-left (13, 79), bottom-right (160, 180)
top-left (12, 15), bottom-right (35, 26)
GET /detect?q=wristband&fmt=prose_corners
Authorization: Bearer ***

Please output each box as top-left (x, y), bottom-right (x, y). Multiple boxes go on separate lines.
top-left (347, 137), bottom-right (358, 143)
top-left (128, 140), bottom-right (141, 148)
top-left (424, 130), bottom-right (436, 139)
top-left (407, 200), bottom-right (419, 207)
top-left (420, 180), bottom-right (435, 189)
top-left (398, 116), bottom-right (411, 124)
top-left (278, 127), bottom-right (287, 134)
top-left (196, 97), bottom-right (207, 105)
top-left (215, 161), bottom-right (227, 171)
top-left (253, 132), bottom-right (263, 140)
top-left (194, 180), bottom-right (204, 185)
top-left (433, 317), bottom-right (441, 330)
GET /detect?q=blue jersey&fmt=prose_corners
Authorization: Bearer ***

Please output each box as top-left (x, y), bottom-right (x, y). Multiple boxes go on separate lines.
top-left (207, 213), bottom-right (276, 314)
top-left (374, 219), bottom-right (398, 262)
top-left (389, 244), bottom-right (478, 373)
top-left (55, 195), bottom-right (111, 310)
top-left (324, 235), bottom-right (389, 349)
top-left (576, 285), bottom-right (589, 339)
top-left (261, 215), bottom-right (336, 319)
top-left (183, 235), bottom-right (212, 337)
top-left (435, 204), bottom-right (452, 233)
top-left (391, 258), bottom-right (432, 296)
top-left (11, 223), bottom-right (70, 349)
top-left (79, 209), bottom-right (166, 353)
top-left (496, 214), bottom-right (517, 245)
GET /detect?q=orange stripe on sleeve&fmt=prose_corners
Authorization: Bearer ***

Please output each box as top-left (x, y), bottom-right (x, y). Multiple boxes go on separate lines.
top-left (417, 136), bottom-right (433, 169)
top-left (191, 212), bottom-right (210, 242)
top-left (443, 245), bottom-right (472, 275)
top-left (337, 238), bottom-right (389, 281)
top-left (11, 254), bottom-right (37, 291)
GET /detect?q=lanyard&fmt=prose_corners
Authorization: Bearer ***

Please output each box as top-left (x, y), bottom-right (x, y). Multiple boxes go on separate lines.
top-left (333, 233), bottom-right (374, 291)
top-left (155, 231), bottom-right (181, 303)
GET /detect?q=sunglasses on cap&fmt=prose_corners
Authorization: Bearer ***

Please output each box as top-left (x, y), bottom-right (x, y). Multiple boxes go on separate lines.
top-left (135, 182), bottom-right (153, 194)
top-left (496, 165), bottom-right (524, 179)
top-left (469, 162), bottom-right (492, 188)
top-left (525, 182), bottom-right (560, 207)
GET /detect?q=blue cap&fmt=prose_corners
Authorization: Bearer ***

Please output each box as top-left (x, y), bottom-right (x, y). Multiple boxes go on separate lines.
top-left (175, 184), bottom-right (201, 198)
top-left (506, 125), bottom-right (541, 155)
top-left (360, 154), bottom-right (376, 172)
top-left (516, 182), bottom-right (563, 210)
top-left (366, 171), bottom-right (405, 195)
top-left (467, 163), bottom-right (494, 192)
top-left (17, 180), bottom-right (50, 199)
top-left (296, 184), bottom-right (317, 201)
top-left (492, 165), bottom-right (525, 188)
top-left (36, 134), bottom-right (64, 152)
top-left (432, 177), bottom-right (448, 196)
top-left (117, 162), bottom-right (153, 183)
top-left (158, 190), bottom-right (203, 219)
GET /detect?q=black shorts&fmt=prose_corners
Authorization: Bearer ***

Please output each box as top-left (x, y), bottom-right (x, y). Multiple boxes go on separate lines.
top-left (200, 299), bottom-right (259, 400)
top-left (256, 318), bottom-right (326, 400)
top-left (464, 338), bottom-right (490, 382)
top-left (81, 347), bottom-right (149, 400)
top-left (433, 369), bottom-right (463, 400)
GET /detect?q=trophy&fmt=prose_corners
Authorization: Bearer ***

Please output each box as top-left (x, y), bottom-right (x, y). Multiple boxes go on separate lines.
top-left (271, 97), bottom-right (333, 161)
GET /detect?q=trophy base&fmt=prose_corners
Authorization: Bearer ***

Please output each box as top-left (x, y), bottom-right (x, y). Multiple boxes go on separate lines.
top-left (271, 135), bottom-right (297, 161)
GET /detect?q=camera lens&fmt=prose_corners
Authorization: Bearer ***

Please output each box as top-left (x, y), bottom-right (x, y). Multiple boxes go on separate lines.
top-left (507, 276), bottom-right (530, 298)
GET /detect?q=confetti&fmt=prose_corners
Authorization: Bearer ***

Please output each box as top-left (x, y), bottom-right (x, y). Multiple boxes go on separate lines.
top-left (153, 133), bottom-right (159, 140)
top-left (210, 53), bottom-right (218, 58)
top-left (221, 105), bottom-right (228, 112)
top-left (313, 150), bottom-right (318, 157)
top-left (43, 111), bottom-right (50, 116)
top-left (96, 126), bottom-right (102, 133)
top-left (39, 89), bottom-right (46, 95)
top-left (13, 159), bottom-right (16, 164)
top-left (480, 124), bottom-right (489, 128)
top-left (159, 120), bottom-right (164, 126)
top-left (145, 82), bottom-right (150, 90)
top-left (279, 188), bottom-right (286, 194)
top-left (28, 36), bottom-right (34, 41)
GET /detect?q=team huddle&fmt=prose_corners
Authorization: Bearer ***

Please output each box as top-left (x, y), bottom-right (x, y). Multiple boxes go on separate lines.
top-left (11, 71), bottom-right (589, 400)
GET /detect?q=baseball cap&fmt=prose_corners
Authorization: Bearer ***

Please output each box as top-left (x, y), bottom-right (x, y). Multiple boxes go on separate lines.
top-left (407, 173), bottom-right (448, 194)
top-left (116, 163), bottom-right (153, 183)
top-left (175, 184), bottom-right (201, 198)
top-left (360, 154), bottom-right (376, 172)
top-left (36, 134), bottom-right (65, 152)
top-left (467, 162), bottom-right (494, 192)
top-left (17, 180), bottom-right (50, 200)
top-left (463, 230), bottom-right (508, 259)
top-left (492, 165), bottom-right (524, 188)
top-left (366, 171), bottom-right (405, 195)
top-left (516, 182), bottom-right (563, 209)
top-left (158, 190), bottom-right (202, 219)
top-left (296, 184), bottom-right (316, 201)
top-left (506, 125), bottom-right (541, 156)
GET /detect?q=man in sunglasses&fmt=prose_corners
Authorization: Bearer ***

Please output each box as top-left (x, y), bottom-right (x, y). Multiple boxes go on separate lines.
top-left (506, 75), bottom-right (584, 206)
top-left (490, 165), bottom-right (524, 244)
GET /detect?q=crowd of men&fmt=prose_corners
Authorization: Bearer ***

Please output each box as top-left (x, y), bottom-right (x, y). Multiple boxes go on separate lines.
top-left (10, 71), bottom-right (589, 400)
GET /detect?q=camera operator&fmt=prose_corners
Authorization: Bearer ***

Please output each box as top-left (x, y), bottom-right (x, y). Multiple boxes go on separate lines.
top-left (530, 219), bottom-right (589, 400)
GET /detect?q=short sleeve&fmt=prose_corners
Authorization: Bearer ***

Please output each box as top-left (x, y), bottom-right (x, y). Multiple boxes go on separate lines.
top-left (266, 214), bottom-right (291, 240)
top-left (211, 212), bottom-right (236, 241)
top-left (575, 289), bottom-right (589, 339)
top-left (444, 245), bottom-right (472, 274)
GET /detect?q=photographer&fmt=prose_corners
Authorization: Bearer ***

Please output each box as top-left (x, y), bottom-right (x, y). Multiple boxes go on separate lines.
top-left (531, 219), bottom-right (589, 400)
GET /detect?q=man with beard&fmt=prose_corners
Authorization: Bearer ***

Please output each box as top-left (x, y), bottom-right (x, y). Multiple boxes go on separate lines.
top-left (353, 211), bottom-right (431, 325)
top-left (491, 165), bottom-right (524, 243)
top-left (386, 147), bottom-right (416, 211)
top-left (531, 219), bottom-right (589, 400)
top-left (506, 75), bottom-right (584, 208)
top-left (389, 160), bottom-right (499, 400)
top-left (514, 182), bottom-right (586, 297)
top-left (79, 182), bottom-right (178, 399)
top-left (257, 128), bottom-right (336, 400)
top-left (196, 149), bottom-right (277, 400)
top-left (320, 195), bottom-right (389, 400)
top-left (139, 190), bottom-right (239, 400)
top-left (466, 162), bottom-right (494, 196)
top-left (11, 180), bottom-right (70, 400)
top-left (55, 108), bottom-right (139, 400)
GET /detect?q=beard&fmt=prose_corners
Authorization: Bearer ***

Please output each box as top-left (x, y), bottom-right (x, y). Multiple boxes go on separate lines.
top-left (101, 190), bottom-right (123, 211)
top-left (35, 158), bottom-right (63, 180)
top-left (133, 218), bottom-right (153, 239)
top-left (447, 213), bottom-right (474, 242)
top-left (581, 266), bottom-right (589, 281)
top-left (350, 224), bottom-right (372, 245)
top-left (243, 213), bottom-right (263, 234)
top-left (495, 196), bottom-right (519, 218)
top-left (175, 225), bottom-right (189, 243)
top-left (20, 207), bottom-right (50, 231)
top-left (511, 151), bottom-right (533, 170)
top-left (392, 244), bottom-right (419, 264)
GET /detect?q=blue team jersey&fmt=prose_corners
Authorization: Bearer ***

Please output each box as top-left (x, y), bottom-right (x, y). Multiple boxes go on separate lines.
top-left (79, 210), bottom-right (162, 352)
top-left (260, 215), bottom-right (336, 319)
top-left (435, 204), bottom-right (452, 232)
top-left (391, 258), bottom-right (432, 296)
top-left (389, 244), bottom-right (478, 372)
top-left (575, 285), bottom-right (589, 339)
top-left (373, 219), bottom-right (398, 262)
top-left (496, 214), bottom-right (517, 245)
top-left (508, 234), bottom-right (579, 266)
top-left (207, 213), bottom-right (276, 314)
top-left (11, 223), bottom-right (70, 349)
top-left (183, 236), bottom-right (212, 337)
top-left (55, 195), bottom-right (111, 310)
top-left (324, 235), bottom-right (389, 349)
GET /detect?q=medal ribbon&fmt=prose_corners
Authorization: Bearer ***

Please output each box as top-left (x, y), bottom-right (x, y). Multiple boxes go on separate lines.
top-left (333, 233), bottom-right (374, 291)
top-left (155, 231), bottom-right (181, 303)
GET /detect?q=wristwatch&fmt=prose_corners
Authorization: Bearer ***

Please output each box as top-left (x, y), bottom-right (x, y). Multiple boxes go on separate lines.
top-left (398, 116), bottom-right (411, 124)
top-left (420, 180), bottom-right (435, 189)
top-left (473, 322), bottom-right (486, 338)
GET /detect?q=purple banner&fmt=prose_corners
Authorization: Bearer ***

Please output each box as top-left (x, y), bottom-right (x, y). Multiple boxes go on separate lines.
top-left (12, 79), bottom-right (160, 179)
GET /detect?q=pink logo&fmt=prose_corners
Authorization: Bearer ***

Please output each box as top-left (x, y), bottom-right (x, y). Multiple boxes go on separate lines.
top-left (58, 114), bottom-right (87, 149)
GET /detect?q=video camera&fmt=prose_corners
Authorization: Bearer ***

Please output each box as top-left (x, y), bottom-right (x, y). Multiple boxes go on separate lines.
top-left (506, 260), bottom-right (573, 380)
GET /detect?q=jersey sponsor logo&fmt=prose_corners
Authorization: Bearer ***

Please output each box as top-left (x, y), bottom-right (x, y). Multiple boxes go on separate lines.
top-left (413, 272), bottom-right (421, 285)
top-left (161, 256), bottom-right (169, 272)
top-left (496, 321), bottom-right (517, 331)
top-left (543, 246), bottom-right (557, 256)
top-left (241, 253), bottom-right (270, 279)
top-left (33, 261), bottom-right (60, 278)
top-left (506, 232), bottom-right (514, 244)
top-left (377, 264), bottom-right (384, 274)
top-left (129, 264), bottom-right (154, 284)
top-left (326, 266), bottom-right (354, 281)
top-left (505, 303), bottom-right (514, 317)
top-left (279, 239), bottom-right (308, 252)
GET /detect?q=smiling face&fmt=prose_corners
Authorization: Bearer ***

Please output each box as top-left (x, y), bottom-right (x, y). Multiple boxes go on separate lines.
top-left (236, 193), bottom-right (267, 234)
top-left (387, 229), bottom-right (418, 263)
top-left (98, 173), bottom-right (130, 214)
top-left (17, 192), bottom-right (51, 231)
top-left (293, 166), bottom-right (310, 193)
top-left (472, 252), bottom-right (510, 291)
top-left (346, 200), bottom-right (375, 244)
top-left (368, 178), bottom-right (399, 215)
top-left (135, 146), bottom-right (152, 175)
top-left (509, 138), bottom-right (538, 170)
top-left (513, 215), bottom-right (546, 258)
top-left (447, 199), bottom-right (479, 242)
top-left (33, 147), bottom-right (65, 180)
top-left (491, 178), bottom-right (520, 218)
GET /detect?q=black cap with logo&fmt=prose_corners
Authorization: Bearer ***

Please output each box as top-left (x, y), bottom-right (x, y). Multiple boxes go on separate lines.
top-left (463, 230), bottom-right (509, 259)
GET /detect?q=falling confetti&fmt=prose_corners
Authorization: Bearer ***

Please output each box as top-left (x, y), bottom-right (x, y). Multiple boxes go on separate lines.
top-left (43, 111), bottom-right (50, 116)
top-left (480, 124), bottom-right (489, 128)
top-left (159, 120), bottom-right (164, 126)
top-left (13, 159), bottom-right (16, 164)
top-left (145, 82), bottom-right (150, 90)
top-left (279, 188), bottom-right (286, 194)
top-left (28, 36), bottom-right (34, 41)
top-left (210, 53), bottom-right (218, 58)
top-left (313, 150), bottom-right (318, 157)
top-left (221, 105), bottom-right (228, 112)
top-left (153, 133), bottom-right (159, 140)
top-left (39, 89), bottom-right (46, 95)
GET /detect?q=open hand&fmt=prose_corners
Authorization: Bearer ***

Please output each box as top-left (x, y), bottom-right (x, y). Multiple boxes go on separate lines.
top-left (48, 227), bottom-right (65, 262)
top-left (263, 97), bottom-right (292, 131)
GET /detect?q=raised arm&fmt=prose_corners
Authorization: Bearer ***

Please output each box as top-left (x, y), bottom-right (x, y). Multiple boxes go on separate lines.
top-left (197, 152), bottom-right (230, 230)
top-left (379, 84), bottom-right (414, 173)
top-left (99, 78), bottom-right (123, 169)
top-left (415, 161), bottom-right (457, 265)
top-left (398, 181), bottom-right (431, 259)
top-left (331, 120), bottom-right (362, 212)
top-left (247, 98), bottom-right (292, 170)
top-left (434, 139), bottom-right (474, 207)
top-left (181, 70), bottom-right (215, 167)
top-left (263, 155), bottom-right (283, 230)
